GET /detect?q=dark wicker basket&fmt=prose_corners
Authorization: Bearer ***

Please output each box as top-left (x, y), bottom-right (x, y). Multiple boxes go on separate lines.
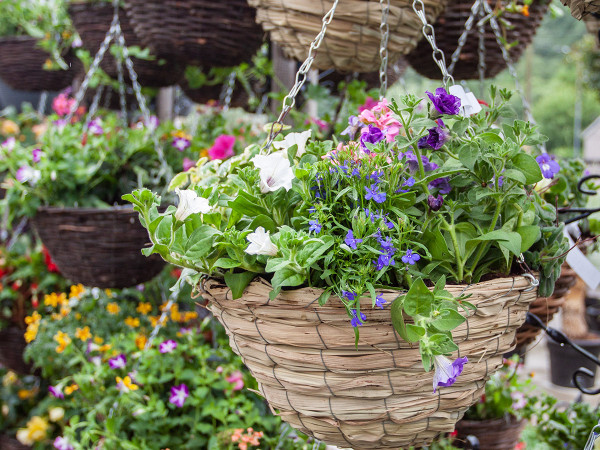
top-left (123, 0), bottom-right (264, 67)
top-left (454, 416), bottom-right (526, 450)
top-left (0, 326), bottom-right (32, 374)
top-left (0, 435), bottom-right (31, 450)
top-left (69, 2), bottom-right (182, 88)
top-left (406, 0), bottom-right (548, 80)
top-left (32, 206), bottom-right (165, 289)
top-left (0, 36), bottom-right (77, 92)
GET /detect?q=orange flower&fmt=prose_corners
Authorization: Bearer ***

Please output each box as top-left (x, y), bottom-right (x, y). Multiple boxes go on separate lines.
top-left (75, 326), bottom-right (92, 341)
top-left (64, 384), bottom-right (78, 395)
top-left (136, 302), bottom-right (152, 315)
top-left (521, 4), bottom-right (529, 16)
top-left (106, 303), bottom-right (120, 315)
top-left (124, 317), bottom-right (140, 328)
top-left (135, 334), bottom-right (148, 350)
top-left (69, 284), bottom-right (85, 299)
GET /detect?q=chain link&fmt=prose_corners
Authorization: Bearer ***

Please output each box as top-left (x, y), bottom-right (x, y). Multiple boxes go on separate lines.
top-left (115, 51), bottom-right (128, 124)
top-left (263, 0), bottom-right (340, 151)
top-left (86, 84), bottom-right (105, 123)
top-left (379, 0), bottom-right (391, 99)
top-left (221, 72), bottom-right (236, 112)
top-left (448, 0), bottom-right (483, 76)
top-left (412, 0), bottom-right (454, 87)
top-left (36, 92), bottom-right (48, 117)
top-left (477, 10), bottom-right (487, 93)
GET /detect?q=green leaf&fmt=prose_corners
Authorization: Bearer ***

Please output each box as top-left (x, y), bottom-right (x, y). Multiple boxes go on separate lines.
top-left (318, 290), bottom-right (331, 306)
top-left (469, 229), bottom-right (522, 257)
top-left (429, 333), bottom-right (459, 354)
top-left (228, 192), bottom-right (269, 218)
top-left (391, 295), bottom-right (415, 343)
top-left (511, 153), bottom-right (542, 184)
top-left (477, 132), bottom-right (504, 145)
top-left (249, 215), bottom-right (277, 233)
top-left (516, 225), bottom-right (541, 253)
top-left (271, 267), bottom-right (305, 291)
top-left (431, 309), bottom-right (465, 331)
top-left (406, 323), bottom-right (426, 340)
top-left (224, 271), bottom-right (257, 299)
top-left (502, 169), bottom-right (526, 184)
top-left (168, 171), bottom-right (189, 191)
top-left (214, 258), bottom-right (241, 269)
top-left (458, 145), bottom-right (479, 170)
top-left (185, 225), bottom-right (219, 259)
top-left (403, 278), bottom-right (433, 317)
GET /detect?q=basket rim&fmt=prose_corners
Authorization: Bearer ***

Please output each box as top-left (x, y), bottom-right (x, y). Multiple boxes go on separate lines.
top-left (35, 204), bottom-right (136, 215)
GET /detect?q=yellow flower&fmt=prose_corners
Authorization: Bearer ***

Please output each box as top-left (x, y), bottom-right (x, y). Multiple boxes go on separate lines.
top-left (75, 326), bottom-right (92, 341)
top-left (106, 302), bottom-right (120, 315)
top-left (136, 302), bottom-right (152, 315)
top-left (94, 336), bottom-right (104, 344)
top-left (124, 317), bottom-right (140, 328)
top-left (183, 311), bottom-right (198, 322)
top-left (135, 334), bottom-right (148, 350)
top-left (1, 120), bottom-right (19, 135)
top-left (54, 331), bottom-right (71, 352)
top-left (2, 371), bottom-right (17, 386)
top-left (24, 311), bottom-right (41, 325)
top-left (60, 306), bottom-right (71, 317)
top-left (61, 30), bottom-right (72, 39)
top-left (44, 292), bottom-right (67, 308)
top-left (98, 344), bottom-right (112, 352)
top-left (75, 313), bottom-right (82, 320)
top-left (105, 289), bottom-right (113, 297)
top-left (172, 130), bottom-right (192, 140)
top-left (149, 315), bottom-right (167, 327)
top-left (43, 59), bottom-right (53, 70)
top-left (16, 416), bottom-right (49, 444)
top-left (64, 384), bottom-right (78, 395)
top-left (48, 407), bottom-right (65, 422)
top-left (69, 284), bottom-right (85, 299)
top-left (18, 389), bottom-right (36, 400)
top-left (170, 304), bottom-right (182, 322)
top-left (116, 375), bottom-right (138, 391)
top-left (24, 323), bottom-right (39, 343)
top-left (51, 313), bottom-right (62, 321)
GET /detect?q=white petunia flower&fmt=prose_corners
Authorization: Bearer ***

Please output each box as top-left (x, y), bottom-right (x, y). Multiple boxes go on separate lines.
top-left (252, 154), bottom-right (295, 194)
top-left (272, 130), bottom-right (312, 157)
top-left (245, 227), bottom-right (278, 256)
top-left (174, 189), bottom-right (211, 221)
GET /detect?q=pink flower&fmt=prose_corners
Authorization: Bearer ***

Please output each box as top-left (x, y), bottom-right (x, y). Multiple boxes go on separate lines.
top-left (216, 366), bottom-right (223, 373)
top-left (169, 383), bottom-right (189, 407)
top-left (226, 371), bottom-right (244, 391)
top-left (32, 148), bottom-right (42, 163)
top-left (108, 354), bottom-right (127, 370)
top-left (183, 157), bottom-right (196, 171)
top-left (208, 135), bottom-right (235, 161)
top-left (172, 137), bottom-right (191, 152)
top-left (48, 385), bottom-right (64, 399)
top-left (358, 97), bottom-right (378, 112)
top-left (52, 92), bottom-right (76, 116)
top-left (54, 437), bottom-right (74, 450)
top-left (159, 340), bottom-right (177, 354)
top-left (2, 137), bottom-right (15, 151)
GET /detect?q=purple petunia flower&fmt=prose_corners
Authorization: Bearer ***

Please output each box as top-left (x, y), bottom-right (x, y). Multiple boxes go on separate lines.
top-left (401, 249), bottom-right (421, 265)
top-left (360, 125), bottom-right (385, 151)
top-left (159, 340), bottom-right (178, 354)
top-left (425, 125), bottom-right (449, 150)
top-left (375, 294), bottom-right (386, 309)
top-left (342, 290), bottom-right (357, 302)
top-left (49, 385), bottom-right (64, 399)
top-left (309, 219), bottom-right (322, 234)
top-left (32, 148), bottom-right (42, 163)
top-left (345, 230), bottom-right (363, 249)
top-left (426, 87), bottom-right (461, 116)
top-left (87, 118), bottom-right (104, 136)
top-left (108, 354), bottom-right (127, 369)
top-left (428, 194), bottom-right (444, 211)
top-left (401, 151), bottom-right (438, 173)
top-left (433, 355), bottom-right (468, 392)
top-left (341, 115), bottom-right (361, 140)
top-left (350, 309), bottom-right (367, 327)
top-left (169, 383), bottom-right (189, 408)
top-left (536, 154), bottom-right (560, 179)
top-left (172, 136), bottom-right (191, 152)
top-left (429, 177), bottom-right (451, 194)
top-left (54, 437), bottom-right (74, 450)
top-left (365, 184), bottom-right (387, 203)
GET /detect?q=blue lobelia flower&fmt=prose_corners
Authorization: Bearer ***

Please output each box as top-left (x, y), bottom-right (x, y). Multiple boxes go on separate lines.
top-left (396, 176), bottom-right (416, 193)
top-left (401, 249), bottom-right (421, 265)
top-left (374, 252), bottom-right (395, 270)
top-left (433, 355), bottom-right (468, 392)
top-left (536, 154), bottom-right (560, 179)
top-left (309, 220), bottom-right (322, 234)
top-left (365, 184), bottom-right (387, 204)
top-left (426, 87), bottom-right (461, 116)
top-left (342, 290), bottom-right (357, 302)
top-left (375, 294), bottom-right (386, 309)
top-left (345, 230), bottom-right (363, 249)
top-left (350, 309), bottom-right (367, 327)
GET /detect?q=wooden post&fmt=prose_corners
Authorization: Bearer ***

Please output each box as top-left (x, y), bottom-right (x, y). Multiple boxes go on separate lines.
top-left (271, 43), bottom-right (297, 118)
top-left (157, 86), bottom-right (174, 122)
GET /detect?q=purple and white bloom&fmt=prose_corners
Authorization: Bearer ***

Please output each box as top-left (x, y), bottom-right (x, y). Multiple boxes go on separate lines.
top-left (169, 383), bottom-right (189, 408)
top-left (1, 137), bottom-right (16, 151)
top-left (252, 153), bottom-right (295, 193)
top-left (432, 355), bottom-right (468, 392)
top-left (53, 119), bottom-right (67, 131)
top-left (341, 116), bottom-right (361, 140)
top-left (511, 391), bottom-right (527, 410)
top-left (308, 219), bottom-right (322, 234)
top-left (350, 309), bottom-right (366, 327)
top-left (54, 437), bottom-right (74, 450)
top-left (365, 184), bottom-right (387, 203)
top-left (159, 340), bottom-right (178, 354)
top-left (344, 230), bottom-right (363, 249)
top-left (90, 356), bottom-right (102, 366)
top-left (108, 354), bottom-right (127, 370)
top-left (16, 165), bottom-right (41, 184)
top-left (245, 226), bottom-right (278, 256)
top-left (87, 118), bottom-right (104, 136)
top-left (536, 154), bottom-right (560, 179)
top-left (375, 294), bottom-right (386, 309)
top-left (426, 88), bottom-right (461, 116)
top-left (272, 130), bottom-right (312, 157)
top-left (71, 35), bottom-right (83, 48)
top-left (401, 249), bottom-right (421, 265)
top-left (428, 194), bottom-right (444, 212)
top-left (172, 136), bottom-right (191, 152)
top-left (32, 148), bottom-right (42, 163)
top-left (48, 385), bottom-right (64, 399)
top-left (174, 188), bottom-right (211, 221)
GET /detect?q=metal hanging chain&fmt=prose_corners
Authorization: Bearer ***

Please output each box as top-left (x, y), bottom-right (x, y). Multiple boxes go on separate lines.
top-left (221, 72), bottom-right (237, 112)
top-left (412, 0), bottom-right (455, 87)
top-left (115, 52), bottom-right (128, 124)
top-left (86, 84), bottom-right (105, 124)
top-left (448, 0), bottom-right (484, 76)
top-left (37, 92), bottom-right (48, 117)
top-left (263, 0), bottom-right (340, 152)
top-left (379, 0), bottom-right (391, 99)
top-left (477, 7), bottom-right (487, 95)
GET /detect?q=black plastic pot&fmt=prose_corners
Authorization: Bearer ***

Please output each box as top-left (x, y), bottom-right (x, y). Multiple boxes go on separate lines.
top-left (547, 333), bottom-right (600, 388)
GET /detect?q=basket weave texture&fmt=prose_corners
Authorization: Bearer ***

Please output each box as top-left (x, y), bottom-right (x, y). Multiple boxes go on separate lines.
top-left (454, 416), bottom-right (526, 450)
top-left (205, 275), bottom-right (537, 449)
top-left (406, 0), bottom-right (548, 80)
top-left (247, 0), bottom-right (447, 73)
top-left (0, 326), bottom-right (31, 374)
top-left (0, 434), bottom-right (30, 450)
top-left (32, 206), bottom-right (164, 289)
top-left (563, 0), bottom-right (600, 19)
top-left (0, 36), bottom-right (77, 92)
top-left (123, 0), bottom-right (264, 67)
top-left (69, 2), bottom-right (181, 88)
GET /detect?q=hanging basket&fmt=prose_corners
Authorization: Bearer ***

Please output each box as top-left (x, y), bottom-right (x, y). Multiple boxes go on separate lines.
top-left (31, 206), bottom-right (165, 289)
top-left (247, 0), bottom-right (447, 73)
top-left (0, 326), bottom-right (32, 374)
top-left (0, 435), bottom-right (30, 450)
top-left (122, 0), bottom-right (264, 68)
top-left (68, 2), bottom-right (182, 88)
top-left (204, 275), bottom-right (537, 449)
top-left (406, 0), bottom-right (548, 80)
top-left (454, 416), bottom-right (526, 450)
top-left (562, 0), bottom-right (600, 19)
top-left (0, 36), bottom-right (77, 92)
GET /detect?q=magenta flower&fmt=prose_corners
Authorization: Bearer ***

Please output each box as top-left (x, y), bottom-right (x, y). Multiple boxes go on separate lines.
top-left (1, 137), bottom-right (15, 151)
top-left (32, 148), bottom-right (42, 163)
top-left (172, 136), bottom-right (191, 152)
top-left (358, 97), bottom-right (378, 112)
top-left (208, 134), bottom-right (235, 161)
top-left (16, 165), bottom-right (40, 184)
top-left (48, 385), bottom-right (64, 399)
top-left (108, 354), bottom-right (127, 369)
top-left (54, 436), bottom-right (74, 450)
top-left (536, 154), bottom-right (560, 179)
top-left (52, 92), bottom-right (76, 116)
top-left (159, 340), bottom-right (178, 354)
top-left (87, 118), bottom-right (104, 136)
top-left (433, 355), bottom-right (468, 392)
top-left (169, 383), bottom-right (189, 407)
top-left (226, 371), bottom-right (244, 391)
top-left (426, 88), bottom-right (461, 116)
top-left (183, 157), bottom-right (196, 171)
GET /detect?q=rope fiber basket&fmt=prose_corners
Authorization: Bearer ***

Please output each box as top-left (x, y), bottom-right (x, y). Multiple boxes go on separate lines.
top-left (205, 275), bottom-right (537, 449)
top-left (247, 0), bottom-right (448, 73)
top-left (454, 416), bottom-right (526, 450)
top-left (32, 206), bottom-right (165, 289)
top-left (0, 326), bottom-right (32, 374)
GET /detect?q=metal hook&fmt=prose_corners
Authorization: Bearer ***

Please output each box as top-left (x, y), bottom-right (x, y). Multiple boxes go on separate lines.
top-left (573, 367), bottom-right (600, 395)
top-left (577, 174), bottom-right (600, 196)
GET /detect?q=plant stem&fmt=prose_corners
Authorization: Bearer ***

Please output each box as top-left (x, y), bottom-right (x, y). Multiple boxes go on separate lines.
top-left (467, 198), bottom-right (503, 279)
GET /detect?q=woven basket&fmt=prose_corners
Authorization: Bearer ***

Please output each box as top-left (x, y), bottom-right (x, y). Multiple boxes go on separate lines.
top-left (0, 435), bottom-right (30, 450)
top-left (69, 2), bottom-right (182, 88)
top-left (248, 0), bottom-right (447, 73)
top-left (205, 275), bottom-right (537, 449)
top-left (31, 206), bottom-right (165, 289)
top-left (454, 416), bottom-right (526, 450)
top-left (406, 0), bottom-right (548, 80)
top-left (0, 36), bottom-right (77, 92)
top-left (0, 326), bottom-right (32, 374)
top-left (514, 265), bottom-right (577, 349)
top-left (563, 0), bottom-right (600, 19)
top-left (123, 0), bottom-right (264, 67)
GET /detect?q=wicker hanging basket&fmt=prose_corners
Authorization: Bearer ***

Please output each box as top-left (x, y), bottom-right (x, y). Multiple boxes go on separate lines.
top-left (0, 326), bottom-right (32, 374)
top-left (31, 206), bottom-right (165, 289)
top-left (204, 275), bottom-right (537, 449)
top-left (69, 2), bottom-right (182, 88)
top-left (123, 0), bottom-right (264, 68)
top-left (247, 0), bottom-right (447, 73)
top-left (563, 0), bottom-right (600, 19)
top-left (0, 435), bottom-right (30, 450)
top-left (454, 416), bottom-right (526, 450)
top-left (406, 0), bottom-right (548, 80)
top-left (0, 36), bottom-right (77, 92)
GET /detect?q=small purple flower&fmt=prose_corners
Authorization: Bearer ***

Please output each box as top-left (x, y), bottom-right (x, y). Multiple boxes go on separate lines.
top-left (309, 219), bottom-right (322, 234)
top-left (172, 136), bottom-right (191, 152)
top-left (1, 137), bottom-right (15, 151)
top-left (429, 177), bottom-right (451, 194)
top-left (169, 383), bottom-right (189, 408)
top-left (32, 148), bottom-right (42, 163)
top-left (360, 125), bottom-right (385, 151)
top-left (53, 119), bottom-right (67, 131)
top-left (401, 249), bottom-right (421, 265)
top-left (54, 437), bottom-right (74, 450)
top-left (424, 125), bottom-right (449, 150)
top-left (426, 87), bottom-right (461, 116)
top-left (342, 290), bottom-right (357, 302)
top-left (396, 176), bottom-right (416, 193)
top-left (374, 253), bottom-right (395, 270)
top-left (375, 294), bottom-right (386, 309)
top-left (350, 309), bottom-right (367, 327)
top-left (183, 157), bottom-right (195, 171)
top-left (108, 354), bottom-right (127, 369)
top-left (351, 167), bottom-right (361, 178)
top-left (369, 170), bottom-right (384, 183)
top-left (16, 165), bottom-right (39, 184)
top-left (365, 184), bottom-right (387, 203)
top-left (401, 151), bottom-right (438, 173)
top-left (511, 391), bottom-right (527, 410)
top-left (536, 154), bottom-right (560, 179)
top-left (341, 115), bottom-right (360, 140)
top-left (433, 355), bottom-right (468, 392)
top-left (87, 118), bottom-right (104, 136)
top-left (428, 194), bottom-right (444, 211)
top-left (378, 236), bottom-right (395, 253)
top-left (345, 230), bottom-right (363, 249)
top-left (49, 385), bottom-right (64, 399)
top-left (159, 340), bottom-right (178, 354)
